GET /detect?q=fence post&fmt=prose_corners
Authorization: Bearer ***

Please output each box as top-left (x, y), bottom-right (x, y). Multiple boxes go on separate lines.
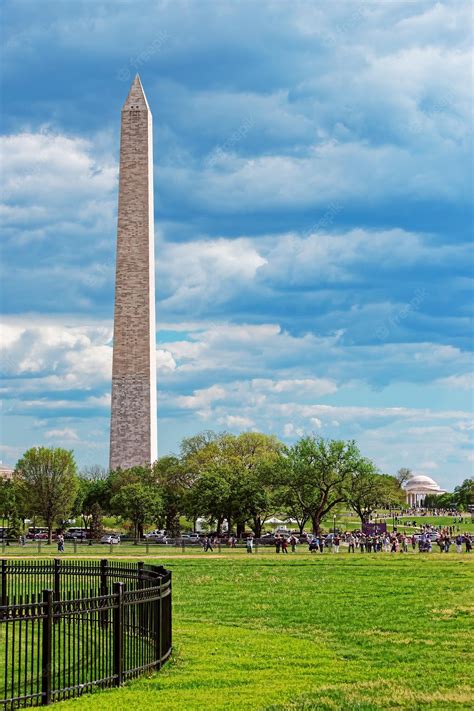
top-left (1, 559), bottom-right (7, 607)
top-left (53, 559), bottom-right (61, 625)
top-left (113, 582), bottom-right (124, 686)
top-left (53, 559), bottom-right (61, 601)
top-left (1, 559), bottom-right (6, 618)
top-left (156, 576), bottom-right (163, 667)
top-left (100, 559), bottom-right (108, 628)
top-left (137, 561), bottom-right (144, 631)
top-left (42, 589), bottom-right (53, 705)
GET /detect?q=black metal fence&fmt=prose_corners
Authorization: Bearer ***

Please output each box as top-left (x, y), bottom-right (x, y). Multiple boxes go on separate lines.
top-left (0, 559), bottom-right (172, 708)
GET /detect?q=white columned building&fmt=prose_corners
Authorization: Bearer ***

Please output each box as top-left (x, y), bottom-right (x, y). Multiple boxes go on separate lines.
top-left (404, 475), bottom-right (446, 507)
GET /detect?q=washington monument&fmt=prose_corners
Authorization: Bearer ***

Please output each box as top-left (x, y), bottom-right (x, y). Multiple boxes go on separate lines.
top-left (109, 75), bottom-right (157, 470)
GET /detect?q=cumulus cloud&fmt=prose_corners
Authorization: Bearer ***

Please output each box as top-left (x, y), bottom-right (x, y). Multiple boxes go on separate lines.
top-left (158, 237), bottom-right (267, 310)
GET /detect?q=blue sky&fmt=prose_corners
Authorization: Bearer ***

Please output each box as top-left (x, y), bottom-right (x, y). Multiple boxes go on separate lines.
top-left (0, 0), bottom-right (472, 489)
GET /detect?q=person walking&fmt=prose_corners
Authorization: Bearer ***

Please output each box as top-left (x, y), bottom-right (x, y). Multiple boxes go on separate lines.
top-left (319, 536), bottom-right (324, 554)
top-left (203, 536), bottom-right (213, 552)
top-left (455, 535), bottom-right (463, 554)
top-left (347, 534), bottom-right (355, 553)
top-left (281, 537), bottom-right (288, 554)
top-left (333, 534), bottom-right (340, 553)
top-left (465, 535), bottom-right (472, 553)
top-left (289, 534), bottom-right (298, 553)
top-left (275, 534), bottom-right (281, 554)
top-left (246, 534), bottom-right (254, 554)
top-left (57, 533), bottom-right (64, 553)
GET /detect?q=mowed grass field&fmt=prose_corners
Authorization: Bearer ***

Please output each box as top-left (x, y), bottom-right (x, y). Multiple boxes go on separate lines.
top-left (41, 552), bottom-right (474, 711)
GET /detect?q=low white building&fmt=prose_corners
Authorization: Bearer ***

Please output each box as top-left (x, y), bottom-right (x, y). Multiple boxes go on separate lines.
top-left (404, 475), bottom-right (446, 507)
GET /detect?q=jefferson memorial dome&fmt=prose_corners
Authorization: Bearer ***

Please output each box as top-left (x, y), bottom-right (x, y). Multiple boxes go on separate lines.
top-left (404, 474), bottom-right (446, 507)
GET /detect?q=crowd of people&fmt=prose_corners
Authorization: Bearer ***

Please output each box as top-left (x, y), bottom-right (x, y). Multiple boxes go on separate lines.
top-left (237, 529), bottom-right (473, 554)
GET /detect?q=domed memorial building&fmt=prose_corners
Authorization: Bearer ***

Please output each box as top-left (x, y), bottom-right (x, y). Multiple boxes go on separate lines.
top-left (404, 475), bottom-right (446, 507)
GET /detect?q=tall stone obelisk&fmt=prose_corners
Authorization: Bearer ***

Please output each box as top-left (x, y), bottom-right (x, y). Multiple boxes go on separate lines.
top-left (109, 74), bottom-right (157, 470)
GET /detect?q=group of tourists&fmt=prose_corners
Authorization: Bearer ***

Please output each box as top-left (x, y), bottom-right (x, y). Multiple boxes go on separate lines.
top-left (316, 530), bottom-right (472, 554)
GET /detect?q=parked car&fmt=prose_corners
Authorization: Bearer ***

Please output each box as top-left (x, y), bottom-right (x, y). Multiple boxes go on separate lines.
top-left (26, 527), bottom-right (51, 540)
top-left (65, 527), bottom-right (90, 540)
top-left (414, 532), bottom-right (440, 542)
top-left (144, 529), bottom-right (167, 540)
top-left (178, 534), bottom-right (200, 543)
top-left (100, 534), bottom-right (120, 545)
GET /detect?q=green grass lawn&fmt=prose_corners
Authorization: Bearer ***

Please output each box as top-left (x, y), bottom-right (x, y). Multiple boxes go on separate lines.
top-left (28, 552), bottom-right (471, 711)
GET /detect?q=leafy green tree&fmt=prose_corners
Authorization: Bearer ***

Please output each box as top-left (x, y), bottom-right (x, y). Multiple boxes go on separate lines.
top-left (453, 478), bottom-right (474, 511)
top-left (73, 476), bottom-right (110, 530)
top-left (0, 480), bottom-right (21, 536)
top-left (153, 456), bottom-right (191, 535)
top-left (276, 437), bottom-right (363, 534)
top-left (89, 502), bottom-right (104, 539)
top-left (423, 492), bottom-right (454, 509)
top-left (346, 462), bottom-right (404, 524)
top-left (182, 431), bottom-right (282, 535)
top-left (185, 467), bottom-right (233, 534)
top-left (111, 482), bottom-right (162, 538)
top-left (14, 447), bottom-right (78, 543)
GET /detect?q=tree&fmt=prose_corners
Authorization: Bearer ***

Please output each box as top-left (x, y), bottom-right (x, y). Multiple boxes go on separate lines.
top-left (111, 482), bottom-right (162, 538)
top-left (276, 437), bottom-right (363, 534)
top-left (89, 502), bottom-right (104, 539)
top-left (222, 432), bottom-right (282, 536)
top-left (153, 456), bottom-right (191, 535)
top-left (453, 478), bottom-right (474, 511)
top-left (0, 480), bottom-right (21, 536)
top-left (424, 492), bottom-right (454, 509)
top-left (184, 467), bottom-right (233, 534)
top-left (346, 462), bottom-right (404, 525)
top-left (14, 447), bottom-right (78, 543)
top-left (396, 468), bottom-right (413, 486)
top-left (182, 431), bottom-right (282, 536)
top-left (73, 476), bottom-right (110, 531)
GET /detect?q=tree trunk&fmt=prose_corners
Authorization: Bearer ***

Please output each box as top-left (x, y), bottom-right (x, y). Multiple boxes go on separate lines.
top-left (253, 516), bottom-right (262, 538)
top-left (311, 514), bottom-right (321, 535)
top-left (236, 521), bottom-right (244, 538)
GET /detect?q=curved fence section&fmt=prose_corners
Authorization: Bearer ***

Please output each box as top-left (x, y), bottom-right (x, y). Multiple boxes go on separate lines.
top-left (0, 559), bottom-right (172, 708)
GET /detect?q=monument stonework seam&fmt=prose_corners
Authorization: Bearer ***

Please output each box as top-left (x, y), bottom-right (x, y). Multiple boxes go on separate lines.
top-left (109, 75), bottom-right (157, 470)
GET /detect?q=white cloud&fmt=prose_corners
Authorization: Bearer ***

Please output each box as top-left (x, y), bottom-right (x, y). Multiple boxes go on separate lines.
top-left (158, 237), bottom-right (266, 310)
top-left (0, 131), bottom-right (117, 243)
top-left (283, 423), bottom-right (304, 438)
top-left (436, 373), bottom-right (474, 390)
top-left (176, 385), bottom-right (227, 410)
top-left (45, 427), bottom-right (79, 441)
top-left (219, 414), bottom-right (255, 429)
